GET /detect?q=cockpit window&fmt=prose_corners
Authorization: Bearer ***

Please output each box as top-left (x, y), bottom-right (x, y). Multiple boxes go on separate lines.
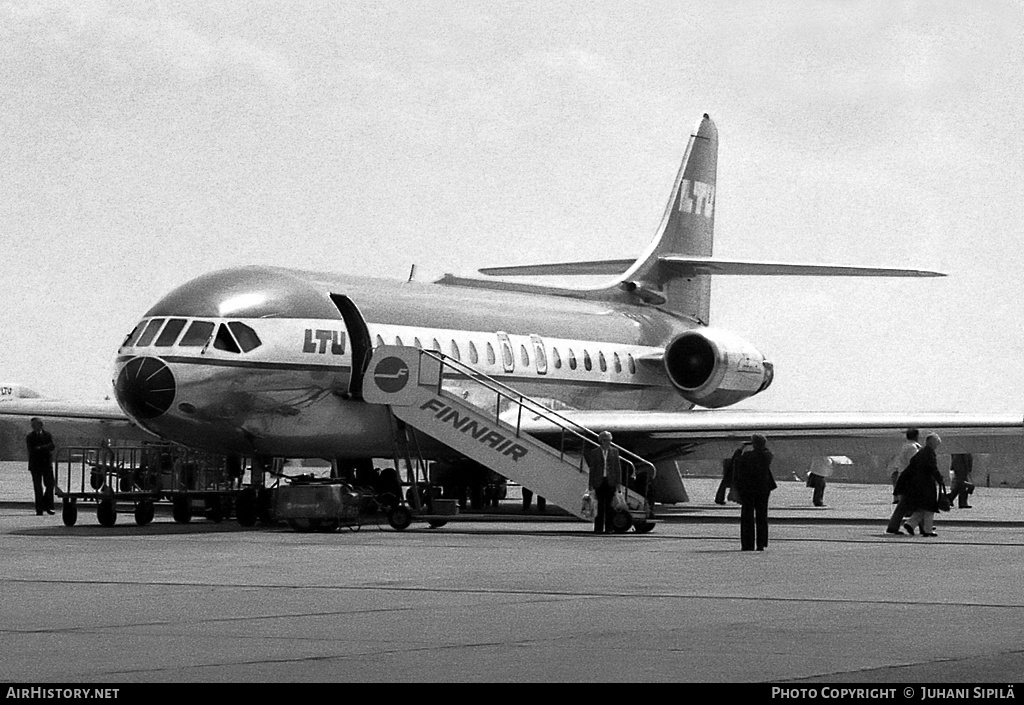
top-left (227, 322), bottom-right (261, 352)
top-left (135, 319), bottom-right (165, 347)
top-left (213, 324), bottom-right (241, 353)
top-left (154, 319), bottom-right (188, 347)
top-left (121, 322), bottom-right (144, 348)
top-left (179, 321), bottom-right (216, 347)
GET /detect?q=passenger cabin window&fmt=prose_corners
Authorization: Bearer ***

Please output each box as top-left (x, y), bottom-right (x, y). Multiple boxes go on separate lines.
top-left (613, 352), bottom-right (622, 373)
top-left (431, 338), bottom-right (441, 352)
top-left (395, 336), bottom-right (404, 346)
top-left (568, 349), bottom-right (577, 370)
top-left (486, 343), bottom-right (496, 366)
top-left (213, 324), bottom-right (241, 353)
top-left (154, 318), bottom-right (187, 347)
top-left (598, 351), bottom-right (607, 372)
top-left (375, 335), bottom-right (385, 348)
top-left (520, 345), bottom-right (530, 367)
top-left (583, 350), bottom-right (592, 371)
top-left (627, 354), bottom-right (636, 374)
top-left (228, 322), bottom-right (262, 352)
top-left (501, 344), bottom-right (514, 369)
top-left (552, 348), bottom-right (562, 369)
top-left (414, 337), bottom-right (422, 349)
top-left (179, 321), bottom-right (216, 347)
top-left (450, 341), bottom-right (461, 361)
top-left (469, 342), bottom-right (479, 364)
top-left (135, 319), bottom-right (165, 347)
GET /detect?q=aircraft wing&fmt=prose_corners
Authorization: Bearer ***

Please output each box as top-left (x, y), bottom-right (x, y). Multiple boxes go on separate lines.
top-left (0, 399), bottom-right (154, 460)
top-left (518, 409), bottom-right (1024, 460)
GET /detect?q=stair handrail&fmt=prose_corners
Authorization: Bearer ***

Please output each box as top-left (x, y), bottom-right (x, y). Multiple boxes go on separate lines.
top-left (412, 347), bottom-right (656, 485)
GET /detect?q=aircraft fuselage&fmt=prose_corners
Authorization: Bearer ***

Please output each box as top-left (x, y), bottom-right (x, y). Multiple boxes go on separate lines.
top-left (113, 266), bottom-right (697, 458)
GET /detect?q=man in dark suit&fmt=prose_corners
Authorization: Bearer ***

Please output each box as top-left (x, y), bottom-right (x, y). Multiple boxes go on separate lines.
top-left (585, 431), bottom-right (622, 533)
top-left (26, 418), bottom-right (56, 516)
top-left (948, 453), bottom-right (974, 509)
top-left (732, 433), bottom-right (777, 551)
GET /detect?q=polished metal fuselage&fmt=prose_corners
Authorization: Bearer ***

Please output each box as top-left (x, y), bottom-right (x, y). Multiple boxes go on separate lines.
top-left (114, 266), bottom-right (697, 459)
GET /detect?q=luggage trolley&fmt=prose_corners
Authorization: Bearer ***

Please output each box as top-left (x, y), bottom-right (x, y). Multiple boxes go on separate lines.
top-left (57, 444), bottom-right (168, 527)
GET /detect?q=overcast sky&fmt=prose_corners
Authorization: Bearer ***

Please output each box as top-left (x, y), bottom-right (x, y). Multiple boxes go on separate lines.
top-left (2, 1), bottom-right (1022, 414)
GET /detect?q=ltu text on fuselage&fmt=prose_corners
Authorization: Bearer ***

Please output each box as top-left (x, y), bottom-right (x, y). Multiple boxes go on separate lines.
top-left (110, 114), bottom-right (939, 464)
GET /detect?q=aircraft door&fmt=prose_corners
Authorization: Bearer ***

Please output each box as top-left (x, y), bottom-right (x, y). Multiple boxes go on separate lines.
top-left (496, 331), bottom-right (515, 373)
top-left (330, 294), bottom-right (373, 400)
top-left (530, 334), bottom-right (548, 375)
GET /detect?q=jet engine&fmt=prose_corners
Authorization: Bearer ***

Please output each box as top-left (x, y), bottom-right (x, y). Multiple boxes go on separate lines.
top-left (662, 328), bottom-right (773, 408)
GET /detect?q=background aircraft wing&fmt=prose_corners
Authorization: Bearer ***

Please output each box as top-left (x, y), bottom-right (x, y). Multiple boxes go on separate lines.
top-left (519, 409), bottom-right (1024, 460)
top-left (0, 399), bottom-right (154, 460)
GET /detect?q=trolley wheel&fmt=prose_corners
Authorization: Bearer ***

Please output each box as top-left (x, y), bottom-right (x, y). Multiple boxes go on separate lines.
top-left (134, 500), bottom-right (155, 527)
top-left (172, 496), bottom-right (192, 524)
top-left (388, 505), bottom-right (413, 531)
top-left (427, 520), bottom-right (448, 529)
top-left (611, 509), bottom-right (632, 534)
top-left (633, 520), bottom-right (655, 534)
top-left (97, 498), bottom-right (117, 527)
top-left (205, 496), bottom-right (224, 523)
top-left (61, 498), bottom-right (78, 527)
top-left (236, 488), bottom-right (258, 527)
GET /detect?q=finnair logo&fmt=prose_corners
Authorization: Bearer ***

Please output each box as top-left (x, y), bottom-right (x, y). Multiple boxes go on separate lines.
top-left (303, 329), bottom-right (346, 355)
top-left (678, 179), bottom-right (714, 219)
top-left (420, 398), bottom-right (529, 462)
top-left (373, 357), bottom-right (410, 393)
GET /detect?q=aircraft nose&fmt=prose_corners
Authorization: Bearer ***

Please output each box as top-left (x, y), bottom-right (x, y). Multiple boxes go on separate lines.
top-left (114, 356), bottom-right (176, 419)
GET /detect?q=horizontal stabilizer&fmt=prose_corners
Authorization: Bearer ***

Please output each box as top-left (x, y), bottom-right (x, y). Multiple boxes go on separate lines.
top-left (658, 256), bottom-right (945, 278)
top-left (477, 256), bottom-right (944, 279)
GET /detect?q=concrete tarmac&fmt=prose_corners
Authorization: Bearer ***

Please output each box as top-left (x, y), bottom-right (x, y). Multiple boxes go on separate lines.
top-left (2, 479), bottom-right (1023, 684)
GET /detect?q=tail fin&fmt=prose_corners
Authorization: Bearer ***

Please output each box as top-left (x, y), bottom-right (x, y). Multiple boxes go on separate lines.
top-left (468, 115), bottom-right (720, 322)
top-left (616, 113), bottom-right (718, 321)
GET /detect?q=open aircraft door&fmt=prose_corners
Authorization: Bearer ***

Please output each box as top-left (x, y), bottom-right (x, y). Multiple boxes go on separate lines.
top-left (496, 331), bottom-right (515, 373)
top-left (330, 294), bottom-right (373, 400)
top-left (530, 334), bottom-right (548, 375)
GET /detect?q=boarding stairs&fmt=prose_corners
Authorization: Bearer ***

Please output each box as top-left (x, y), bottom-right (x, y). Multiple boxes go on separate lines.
top-left (363, 345), bottom-right (655, 528)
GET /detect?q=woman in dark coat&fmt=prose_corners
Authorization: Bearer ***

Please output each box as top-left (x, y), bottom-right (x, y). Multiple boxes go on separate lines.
top-left (894, 433), bottom-right (946, 537)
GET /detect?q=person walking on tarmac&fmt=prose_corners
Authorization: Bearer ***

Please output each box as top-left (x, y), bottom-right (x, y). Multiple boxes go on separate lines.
top-left (732, 434), bottom-right (777, 551)
top-left (586, 431), bottom-right (622, 534)
top-left (895, 433), bottom-right (947, 537)
top-left (886, 429), bottom-right (922, 534)
top-left (948, 453), bottom-right (974, 509)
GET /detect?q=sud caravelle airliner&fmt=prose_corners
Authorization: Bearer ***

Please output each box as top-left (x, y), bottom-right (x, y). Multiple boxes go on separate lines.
top-left (3, 114), bottom-right (1022, 504)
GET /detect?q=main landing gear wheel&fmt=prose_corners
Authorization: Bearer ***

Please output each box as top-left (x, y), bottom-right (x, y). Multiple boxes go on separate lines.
top-left (172, 496), bottom-right (192, 524)
top-left (61, 498), bottom-right (78, 527)
top-left (388, 505), bottom-right (413, 531)
top-left (134, 500), bottom-right (155, 526)
top-left (611, 509), bottom-right (632, 534)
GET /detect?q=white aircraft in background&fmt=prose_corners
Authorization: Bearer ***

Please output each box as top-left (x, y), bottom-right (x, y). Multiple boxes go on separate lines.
top-left (2, 114), bottom-right (1022, 506)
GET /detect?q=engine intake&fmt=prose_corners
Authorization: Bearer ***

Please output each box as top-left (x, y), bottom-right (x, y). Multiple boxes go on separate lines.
top-left (663, 328), bottom-right (773, 408)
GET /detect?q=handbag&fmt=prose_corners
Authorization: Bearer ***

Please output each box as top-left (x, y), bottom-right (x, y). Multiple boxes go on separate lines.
top-left (580, 491), bottom-right (596, 521)
top-left (937, 491), bottom-right (952, 513)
